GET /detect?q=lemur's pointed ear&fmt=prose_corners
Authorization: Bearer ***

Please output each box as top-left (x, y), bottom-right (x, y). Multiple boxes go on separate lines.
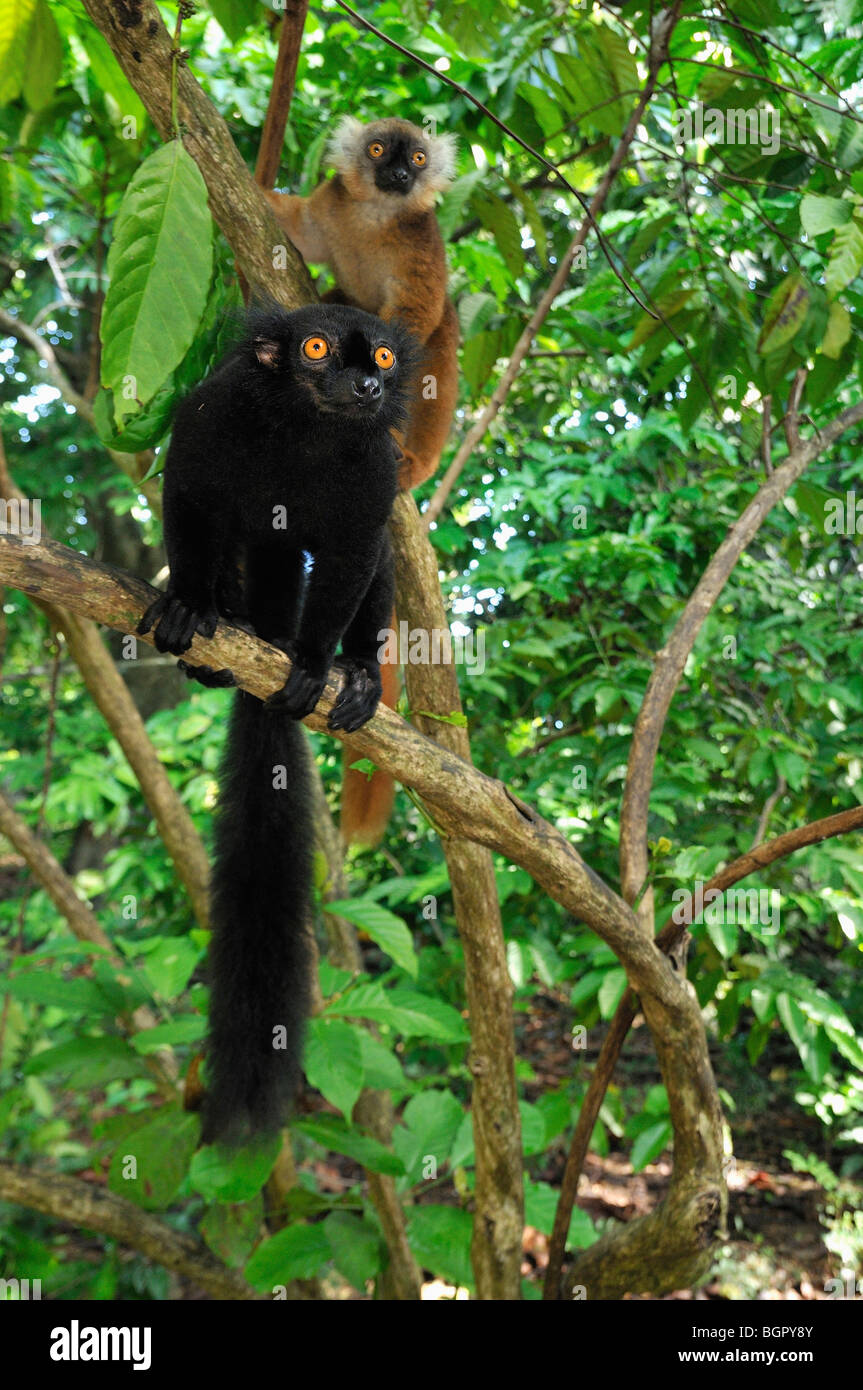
top-left (254, 338), bottom-right (281, 369)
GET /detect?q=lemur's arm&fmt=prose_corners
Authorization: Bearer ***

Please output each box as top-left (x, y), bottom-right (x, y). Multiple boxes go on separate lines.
top-left (266, 530), bottom-right (390, 728)
top-left (265, 184), bottom-right (335, 265)
top-left (138, 456), bottom-right (225, 654)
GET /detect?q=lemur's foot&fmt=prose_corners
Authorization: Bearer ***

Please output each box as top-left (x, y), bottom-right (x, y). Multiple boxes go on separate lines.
top-left (177, 660), bottom-right (236, 689)
top-left (328, 657), bottom-right (382, 733)
top-left (265, 641), bottom-right (328, 720)
top-left (138, 593), bottom-right (218, 655)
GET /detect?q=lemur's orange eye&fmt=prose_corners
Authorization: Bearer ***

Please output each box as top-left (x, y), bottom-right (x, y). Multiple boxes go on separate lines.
top-left (302, 336), bottom-right (329, 360)
top-left (374, 346), bottom-right (395, 370)
top-left (412, 149), bottom-right (427, 167)
top-left (368, 141), bottom-right (385, 158)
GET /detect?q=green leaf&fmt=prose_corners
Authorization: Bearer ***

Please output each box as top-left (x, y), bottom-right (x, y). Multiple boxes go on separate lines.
top-left (131, 1016), bottom-right (207, 1053)
top-left (323, 1211), bottom-right (384, 1291)
top-left (821, 301), bottom-right (852, 359)
top-left (108, 1109), bottom-right (199, 1209)
top-left (826, 217), bottom-right (863, 299)
top-left (630, 1120), bottom-right (672, 1171)
top-left (82, 28), bottom-right (146, 129)
top-left (394, 1090), bottom-right (465, 1181)
top-left (473, 192), bottom-right (525, 280)
top-left (142, 937), bottom-right (200, 1000)
top-left (21, 0), bottom-right (61, 111)
top-left (245, 1223), bottom-right (332, 1290)
top-left (3, 970), bottom-right (114, 1016)
top-left (357, 1030), bottom-right (404, 1091)
top-left (757, 272), bottom-right (810, 354)
top-left (800, 194), bottom-right (853, 237)
top-left (524, 1179), bottom-right (596, 1248)
top-left (101, 142), bottom-right (213, 417)
top-left (597, 967), bottom-right (627, 1018)
top-left (407, 1205), bottom-right (474, 1289)
top-left (208, 0), bottom-right (260, 43)
top-left (303, 1018), bottom-right (364, 1118)
top-left (200, 1198), bottom-right (263, 1269)
top-left (0, 0), bottom-right (36, 105)
top-left (324, 982), bottom-right (469, 1043)
top-left (25, 1036), bottom-right (151, 1086)
top-left (324, 898), bottom-right (417, 977)
top-left (190, 1133), bottom-right (282, 1203)
top-left (292, 1115), bottom-right (405, 1176)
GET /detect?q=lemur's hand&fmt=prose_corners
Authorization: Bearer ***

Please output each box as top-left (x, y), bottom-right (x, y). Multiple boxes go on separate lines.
top-left (138, 593), bottom-right (218, 655)
top-left (328, 656), bottom-right (382, 733)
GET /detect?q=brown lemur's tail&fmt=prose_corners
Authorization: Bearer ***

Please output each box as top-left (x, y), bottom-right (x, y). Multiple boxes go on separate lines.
top-left (340, 647), bottom-right (399, 846)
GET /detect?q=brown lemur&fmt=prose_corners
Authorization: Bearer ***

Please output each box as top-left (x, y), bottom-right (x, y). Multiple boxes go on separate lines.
top-left (267, 116), bottom-right (461, 846)
top-left (266, 115), bottom-right (459, 493)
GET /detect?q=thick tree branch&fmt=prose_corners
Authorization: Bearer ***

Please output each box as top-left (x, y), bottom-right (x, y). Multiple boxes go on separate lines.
top-left (0, 1161), bottom-right (262, 1300)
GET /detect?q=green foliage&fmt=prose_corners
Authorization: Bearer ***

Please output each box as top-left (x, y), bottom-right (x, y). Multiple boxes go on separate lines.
top-left (1, 0), bottom-right (862, 1300)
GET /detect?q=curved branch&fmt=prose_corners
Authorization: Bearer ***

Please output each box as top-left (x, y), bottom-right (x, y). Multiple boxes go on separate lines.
top-left (0, 1161), bottom-right (262, 1300)
top-left (619, 397), bottom-right (863, 913)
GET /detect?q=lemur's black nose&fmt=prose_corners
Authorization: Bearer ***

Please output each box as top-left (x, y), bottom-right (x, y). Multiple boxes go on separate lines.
top-left (353, 376), bottom-right (382, 401)
top-left (392, 166), bottom-right (409, 184)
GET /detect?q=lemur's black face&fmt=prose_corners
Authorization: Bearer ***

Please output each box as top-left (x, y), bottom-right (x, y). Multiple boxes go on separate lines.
top-left (250, 304), bottom-right (414, 428)
top-left (366, 131), bottom-right (429, 196)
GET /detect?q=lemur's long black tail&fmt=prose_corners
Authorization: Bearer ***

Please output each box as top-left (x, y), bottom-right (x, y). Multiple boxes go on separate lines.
top-left (201, 691), bottom-right (313, 1145)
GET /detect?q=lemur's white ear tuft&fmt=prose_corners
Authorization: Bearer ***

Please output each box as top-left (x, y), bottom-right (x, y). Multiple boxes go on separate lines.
top-left (328, 116), bottom-right (365, 172)
top-left (428, 130), bottom-right (457, 185)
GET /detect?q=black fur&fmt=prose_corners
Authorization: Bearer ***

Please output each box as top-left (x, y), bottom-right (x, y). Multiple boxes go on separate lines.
top-left (139, 303), bottom-right (415, 1143)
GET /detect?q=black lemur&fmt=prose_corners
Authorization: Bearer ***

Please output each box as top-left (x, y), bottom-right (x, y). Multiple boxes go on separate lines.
top-left (139, 303), bottom-right (414, 1144)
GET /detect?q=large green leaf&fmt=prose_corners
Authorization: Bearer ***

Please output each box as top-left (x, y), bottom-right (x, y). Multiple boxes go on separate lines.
top-left (324, 981), bottom-right (469, 1043)
top-left (303, 1018), bottom-right (364, 1118)
top-left (190, 1134), bottom-right (282, 1203)
top-left (101, 141), bottom-right (213, 417)
top-left (292, 1116), bottom-right (405, 1176)
top-left (245, 1223), bottom-right (332, 1290)
top-left (0, 0), bottom-right (36, 104)
top-left (21, 0), bottom-right (61, 111)
top-left (108, 1109), bottom-right (199, 1209)
top-left (25, 1036), bottom-right (151, 1086)
top-left (323, 898), bottom-right (418, 977)
top-left (407, 1206), bottom-right (474, 1289)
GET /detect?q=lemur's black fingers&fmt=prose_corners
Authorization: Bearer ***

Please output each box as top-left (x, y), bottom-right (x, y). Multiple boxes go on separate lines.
top-left (137, 594), bottom-right (167, 636)
top-left (155, 602), bottom-right (197, 654)
top-left (328, 660), bottom-right (381, 733)
top-left (196, 610), bottom-right (218, 640)
top-left (265, 661), bottom-right (327, 720)
top-left (177, 660), bottom-right (236, 689)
